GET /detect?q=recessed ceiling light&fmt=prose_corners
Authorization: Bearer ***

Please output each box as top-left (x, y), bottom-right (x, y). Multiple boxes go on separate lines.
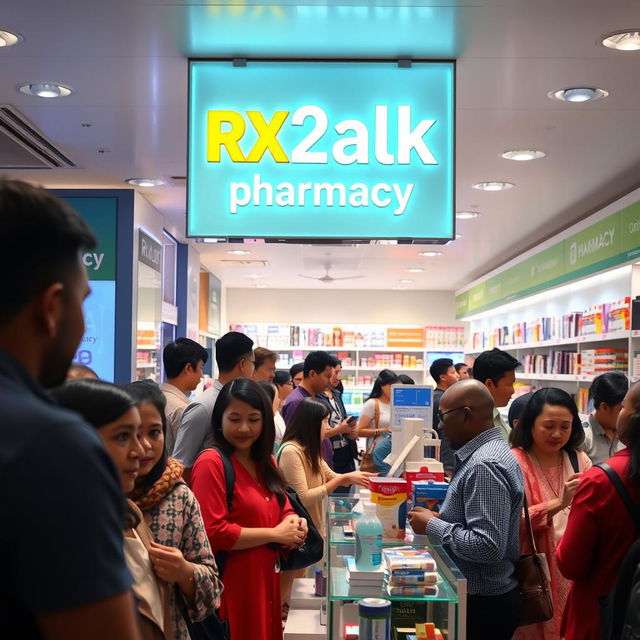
top-left (125, 178), bottom-right (165, 187)
top-left (399, 279), bottom-right (413, 284)
top-left (418, 251), bottom-right (443, 257)
top-left (472, 182), bottom-right (514, 191)
top-left (227, 249), bottom-right (250, 255)
top-left (501, 149), bottom-right (546, 161)
top-left (246, 273), bottom-right (264, 279)
top-left (456, 211), bottom-right (480, 220)
top-left (0, 29), bottom-right (23, 47)
top-left (18, 83), bottom-right (73, 98)
top-left (548, 87), bottom-right (608, 103)
top-left (602, 30), bottom-right (640, 51)
top-left (406, 267), bottom-right (425, 273)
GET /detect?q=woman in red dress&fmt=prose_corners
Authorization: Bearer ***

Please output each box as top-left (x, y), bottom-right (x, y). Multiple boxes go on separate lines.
top-left (556, 381), bottom-right (640, 640)
top-left (191, 378), bottom-right (307, 640)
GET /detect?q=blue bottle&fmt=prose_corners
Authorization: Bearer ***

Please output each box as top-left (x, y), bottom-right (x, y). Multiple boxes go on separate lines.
top-left (355, 501), bottom-right (383, 571)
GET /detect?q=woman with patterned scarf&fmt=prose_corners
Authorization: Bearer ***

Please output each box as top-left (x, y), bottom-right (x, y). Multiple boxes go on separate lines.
top-left (125, 381), bottom-right (223, 640)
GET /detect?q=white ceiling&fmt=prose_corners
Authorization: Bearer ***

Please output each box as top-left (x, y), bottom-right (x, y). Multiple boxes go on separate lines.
top-left (2, 0), bottom-right (640, 291)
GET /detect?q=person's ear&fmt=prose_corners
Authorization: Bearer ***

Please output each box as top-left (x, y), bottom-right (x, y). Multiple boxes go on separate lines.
top-left (485, 378), bottom-right (496, 392)
top-left (35, 282), bottom-right (65, 338)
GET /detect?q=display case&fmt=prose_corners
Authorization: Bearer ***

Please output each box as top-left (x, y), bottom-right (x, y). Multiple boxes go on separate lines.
top-left (326, 496), bottom-right (467, 640)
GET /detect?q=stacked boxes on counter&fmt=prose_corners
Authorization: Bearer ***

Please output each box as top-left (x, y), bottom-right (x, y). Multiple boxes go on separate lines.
top-left (382, 548), bottom-right (440, 597)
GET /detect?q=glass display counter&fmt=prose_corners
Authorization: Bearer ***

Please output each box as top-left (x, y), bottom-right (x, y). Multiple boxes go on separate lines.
top-left (326, 496), bottom-right (467, 640)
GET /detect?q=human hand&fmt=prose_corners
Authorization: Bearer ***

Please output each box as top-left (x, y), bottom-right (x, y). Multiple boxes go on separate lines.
top-left (344, 471), bottom-right (377, 488)
top-left (149, 541), bottom-right (193, 583)
top-left (408, 507), bottom-right (437, 534)
top-left (560, 473), bottom-right (582, 509)
top-left (274, 516), bottom-right (306, 547)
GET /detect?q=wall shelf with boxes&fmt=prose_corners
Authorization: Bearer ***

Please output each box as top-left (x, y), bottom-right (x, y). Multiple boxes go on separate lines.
top-left (461, 264), bottom-right (640, 414)
top-left (229, 322), bottom-right (466, 413)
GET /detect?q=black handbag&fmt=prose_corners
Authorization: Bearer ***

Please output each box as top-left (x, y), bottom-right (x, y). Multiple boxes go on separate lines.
top-left (175, 585), bottom-right (229, 640)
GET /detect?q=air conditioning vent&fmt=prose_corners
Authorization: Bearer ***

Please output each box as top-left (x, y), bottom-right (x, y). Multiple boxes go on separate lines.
top-left (0, 104), bottom-right (76, 169)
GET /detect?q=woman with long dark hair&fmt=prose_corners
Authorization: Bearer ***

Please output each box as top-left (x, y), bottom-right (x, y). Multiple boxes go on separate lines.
top-left (191, 378), bottom-right (307, 640)
top-left (125, 381), bottom-right (222, 640)
top-left (557, 381), bottom-right (640, 640)
top-left (355, 368), bottom-right (399, 440)
top-left (509, 387), bottom-right (591, 640)
top-left (51, 379), bottom-right (173, 640)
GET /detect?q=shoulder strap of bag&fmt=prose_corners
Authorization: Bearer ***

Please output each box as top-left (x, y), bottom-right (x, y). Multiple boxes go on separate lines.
top-left (212, 446), bottom-right (235, 514)
top-left (374, 398), bottom-right (380, 429)
top-left (596, 462), bottom-right (640, 531)
top-left (522, 492), bottom-right (538, 554)
top-left (275, 441), bottom-right (298, 464)
top-left (567, 448), bottom-right (579, 473)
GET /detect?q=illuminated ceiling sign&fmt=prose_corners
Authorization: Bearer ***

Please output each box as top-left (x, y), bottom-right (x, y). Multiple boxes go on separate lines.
top-left (188, 59), bottom-right (455, 242)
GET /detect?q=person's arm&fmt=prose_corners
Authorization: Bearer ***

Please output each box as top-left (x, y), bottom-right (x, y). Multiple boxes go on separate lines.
top-left (280, 446), bottom-right (340, 504)
top-left (426, 461), bottom-right (515, 564)
top-left (372, 434), bottom-right (391, 475)
top-left (38, 592), bottom-right (140, 640)
top-left (172, 403), bottom-right (209, 483)
top-left (556, 473), bottom-right (600, 580)
top-left (325, 419), bottom-right (351, 438)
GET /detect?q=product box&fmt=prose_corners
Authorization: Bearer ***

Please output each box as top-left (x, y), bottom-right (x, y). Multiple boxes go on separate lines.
top-left (369, 477), bottom-right (408, 540)
top-left (412, 481), bottom-right (449, 513)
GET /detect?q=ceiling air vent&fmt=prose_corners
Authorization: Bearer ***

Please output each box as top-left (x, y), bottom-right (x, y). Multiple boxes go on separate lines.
top-left (220, 260), bottom-right (270, 268)
top-left (0, 104), bottom-right (76, 169)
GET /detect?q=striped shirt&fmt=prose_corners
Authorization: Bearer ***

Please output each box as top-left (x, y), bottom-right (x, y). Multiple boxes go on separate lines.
top-left (426, 427), bottom-right (524, 596)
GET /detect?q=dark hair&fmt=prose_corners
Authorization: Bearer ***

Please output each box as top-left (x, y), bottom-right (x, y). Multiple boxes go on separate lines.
top-left (590, 371), bottom-right (628, 409)
top-left (254, 346), bottom-right (277, 370)
top-left (289, 362), bottom-right (304, 379)
top-left (509, 387), bottom-right (585, 451)
top-left (51, 378), bottom-right (136, 427)
top-left (328, 354), bottom-right (341, 367)
top-left (368, 369), bottom-right (400, 399)
top-left (258, 380), bottom-right (277, 404)
top-left (0, 180), bottom-right (96, 325)
top-left (429, 358), bottom-right (454, 384)
top-left (50, 379), bottom-right (138, 527)
top-left (122, 381), bottom-right (168, 492)
top-left (163, 338), bottom-right (208, 379)
top-left (211, 378), bottom-right (286, 498)
top-left (281, 397), bottom-right (330, 476)
top-left (274, 370), bottom-right (292, 387)
top-left (397, 374), bottom-right (415, 385)
top-left (454, 362), bottom-right (468, 373)
top-left (303, 351), bottom-right (334, 378)
top-left (473, 348), bottom-right (521, 385)
top-left (215, 331), bottom-right (254, 373)
top-left (628, 398), bottom-right (640, 483)
top-left (67, 363), bottom-right (99, 379)
top-left (507, 392), bottom-right (533, 429)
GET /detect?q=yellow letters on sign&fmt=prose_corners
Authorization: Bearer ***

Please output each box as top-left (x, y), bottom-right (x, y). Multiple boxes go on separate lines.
top-left (246, 111), bottom-right (290, 163)
top-left (207, 110), bottom-right (247, 162)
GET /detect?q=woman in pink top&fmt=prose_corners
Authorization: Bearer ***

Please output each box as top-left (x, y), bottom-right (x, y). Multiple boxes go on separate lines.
top-left (509, 387), bottom-right (591, 640)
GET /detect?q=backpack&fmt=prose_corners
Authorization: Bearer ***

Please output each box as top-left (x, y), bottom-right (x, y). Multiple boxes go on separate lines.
top-left (595, 462), bottom-right (640, 640)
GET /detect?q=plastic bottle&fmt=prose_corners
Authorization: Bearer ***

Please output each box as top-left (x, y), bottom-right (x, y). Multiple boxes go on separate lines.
top-left (351, 488), bottom-right (371, 526)
top-left (355, 501), bottom-right (383, 571)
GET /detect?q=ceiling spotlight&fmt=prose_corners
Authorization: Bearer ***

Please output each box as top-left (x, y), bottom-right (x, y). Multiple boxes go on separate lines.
top-left (246, 273), bottom-right (264, 279)
top-left (418, 251), bottom-right (443, 257)
top-left (602, 30), bottom-right (640, 51)
top-left (406, 267), bottom-right (425, 273)
top-left (125, 178), bottom-right (165, 187)
top-left (227, 249), bottom-right (250, 255)
top-left (399, 279), bottom-right (413, 284)
top-left (18, 83), bottom-right (73, 98)
top-left (0, 29), bottom-right (23, 47)
top-left (455, 211), bottom-right (480, 220)
top-left (548, 87), bottom-right (608, 102)
top-left (501, 149), bottom-right (546, 161)
top-left (472, 182), bottom-right (514, 192)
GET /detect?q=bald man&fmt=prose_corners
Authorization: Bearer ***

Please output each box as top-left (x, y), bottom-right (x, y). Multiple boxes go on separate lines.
top-left (409, 379), bottom-right (524, 640)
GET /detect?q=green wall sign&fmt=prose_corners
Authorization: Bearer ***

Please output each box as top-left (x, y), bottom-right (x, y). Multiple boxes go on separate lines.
top-left (456, 199), bottom-right (640, 318)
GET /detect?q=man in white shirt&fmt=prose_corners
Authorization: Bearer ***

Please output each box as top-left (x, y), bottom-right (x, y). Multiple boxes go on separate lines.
top-left (172, 331), bottom-right (255, 483)
top-left (472, 348), bottom-right (521, 442)
top-left (160, 338), bottom-right (209, 454)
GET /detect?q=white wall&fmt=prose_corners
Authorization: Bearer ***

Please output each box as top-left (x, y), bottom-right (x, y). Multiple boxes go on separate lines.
top-left (226, 288), bottom-right (463, 326)
top-left (186, 244), bottom-right (201, 340)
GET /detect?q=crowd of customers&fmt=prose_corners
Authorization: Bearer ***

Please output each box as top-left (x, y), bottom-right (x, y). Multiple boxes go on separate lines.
top-left (2, 180), bottom-right (639, 640)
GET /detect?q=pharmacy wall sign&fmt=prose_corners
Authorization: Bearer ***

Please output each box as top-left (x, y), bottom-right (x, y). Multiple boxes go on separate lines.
top-left (188, 59), bottom-right (455, 242)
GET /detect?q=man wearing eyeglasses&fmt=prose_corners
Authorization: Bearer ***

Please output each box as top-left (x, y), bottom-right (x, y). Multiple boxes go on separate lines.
top-left (409, 379), bottom-right (524, 640)
top-left (172, 330), bottom-right (255, 484)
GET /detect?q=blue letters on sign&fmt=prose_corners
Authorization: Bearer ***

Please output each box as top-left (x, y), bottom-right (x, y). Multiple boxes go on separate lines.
top-left (188, 60), bottom-right (454, 241)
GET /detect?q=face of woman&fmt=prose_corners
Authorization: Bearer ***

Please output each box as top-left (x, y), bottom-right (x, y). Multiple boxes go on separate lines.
top-left (99, 407), bottom-right (145, 493)
top-left (221, 399), bottom-right (263, 452)
top-left (531, 404), bottom-right (573, 455)
top-left (617, 384), bottom-right (640, 445)
top-left (380, 383), bottom-right (392, 400)
top-left (278, 379), bottom-right (293, 402)
top-left (137, 401), bottom-right (165, 477)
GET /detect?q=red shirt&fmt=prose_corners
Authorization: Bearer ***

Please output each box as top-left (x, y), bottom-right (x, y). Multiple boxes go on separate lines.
top-left (556, 449), bottom-right (640, 640)
top-left (192, 449), bottom-right (294, 640)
